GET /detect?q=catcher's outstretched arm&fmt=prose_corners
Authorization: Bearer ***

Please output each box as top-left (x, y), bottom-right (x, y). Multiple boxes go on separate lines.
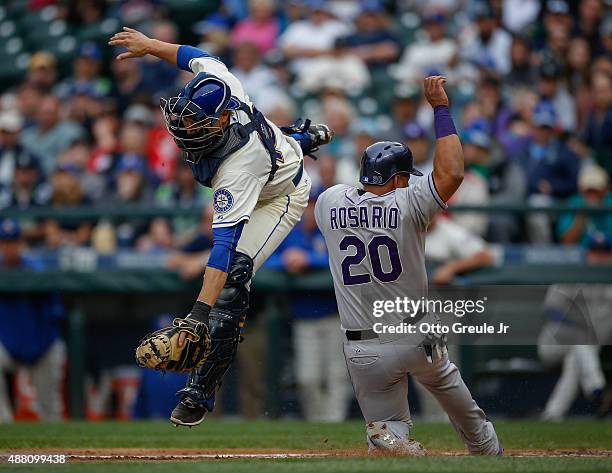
top-left (423, 76), bottom-right (464, 202)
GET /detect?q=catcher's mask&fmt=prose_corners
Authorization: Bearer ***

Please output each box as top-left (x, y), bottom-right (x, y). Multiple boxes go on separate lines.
top-left (160, 72), bottom-right (241, 163)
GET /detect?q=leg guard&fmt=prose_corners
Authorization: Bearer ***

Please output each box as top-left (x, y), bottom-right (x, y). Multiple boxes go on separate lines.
top-left (177, 252), bottom-right (253, 408)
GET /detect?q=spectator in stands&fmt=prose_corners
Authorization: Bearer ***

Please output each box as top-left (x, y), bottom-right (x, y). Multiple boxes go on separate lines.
top-left (121, 104), bottom-right (177, 184)
top-left (339, 0), bottom-right (400, 70)
top-left (0, 111), bottom-right (34, 188)
top-left (540, 0), bottom-right (572, 50)
top-left (109, 52), bottom-right (151, 115)
top-left (404, 121), bottom-right (433, 176)
top-left (520, 103), bottom-right (580, 242)
top-left (92, 121), bottom-right (149, 188)
top-left (166, 204), bottom-right (214, 280)
top-left (137, 218), bottom-right (174, 254)
top-left (56, 42), bottom-right (111, 100)
top-left (44, 164), bottom-right (93, 249)
top-left (479, 74), bottom-right (513, 143)
top-left (193, 13), bottom-right (232, 63)
top-left (230, 0), bottom-right (280, 55)
top-left (20, 95), bottom-right (84, 175)
top-left (88, 112), bottom-right (121, 176)
top-left (537, 59), bottom-right (577, 133)
top-left (155, 160), bottom-right (210, 209)
top-left (483, 142), bottom-right (528, 243)
top-left (230, 42), bottom-right (280, 106)
top-left (113, 155), bottom-right (153, 205)
top-left (155, 160), bottom-right (210, 237)
top-left (279, 0), bottom-right (350, 77)
top-left (142, 21), bottom-right (181, 97)
top-left (574, 0), bottom-right (605, 53)
top-left (395, 12), bottom-right (458, 85)
top-left (0, 218), bottom-right (65, 422)
top-left (501, 0), bottom-right (540, 34)
top-left (298, 36), bottom-right (370, 93)
top-left (267, 196), bottom-right (350, 422)
top-left (386, 84), bottom-right (421, 142)
top-left (57, 140), bottom-right (105, 201)
top-left (505, 35), bottom-right (536, 90)
top-left (567, 37), bottom-right (592, 95)
top-left (64, 84), bottom-right (104, 132)
top-left (334, 121), bottom-right (375, 184)
top-left (460, 3), bottom-right (512, 75)
top-left (15, 84), bottom-right (44, 129)
top-left (583, 72), bottom-right (612, 176)
top-left (26, 52), bottom-right (57, 93)
top-left (426, 213), bottom-right (495, 284)
top-left (313, 153), bottom-right (337, 191)
top-left (447, 127), bottom-right (491, 237)
top-left (111, 155), bottom-right (154, 248)
top-left (0, 152), bottom-right (48, 212)
top-left (558, 164), bottom-right (612, 248)
top-left (524, 103), bottom-right (581, 198)
top-left (66, 0), bottom-right (107, 27)
top-left (320, 96), bottom-right (356, 163)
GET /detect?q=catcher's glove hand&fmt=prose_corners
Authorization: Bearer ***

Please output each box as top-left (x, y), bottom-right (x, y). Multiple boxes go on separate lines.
top-left (135, 318), bottom-right (212, 373)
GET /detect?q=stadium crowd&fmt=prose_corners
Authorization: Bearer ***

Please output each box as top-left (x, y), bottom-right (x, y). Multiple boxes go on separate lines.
top-left (0, 0), bottom-right (610, 254)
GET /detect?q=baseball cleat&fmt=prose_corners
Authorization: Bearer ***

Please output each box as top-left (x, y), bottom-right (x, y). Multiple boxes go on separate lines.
top-left (367, 422), bottom-right (427, 456)
top-left (170, 398), bottom-right (207, 427)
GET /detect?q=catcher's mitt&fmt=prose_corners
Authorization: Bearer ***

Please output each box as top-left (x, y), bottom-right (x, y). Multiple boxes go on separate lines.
top-left (135, 318), bottom-right (212, 373)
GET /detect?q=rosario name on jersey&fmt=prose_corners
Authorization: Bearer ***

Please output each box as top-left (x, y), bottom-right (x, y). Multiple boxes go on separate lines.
top-left (186, 56), bottom-right (304, 229)
top-left (315, 173), bottom-right (447, 331)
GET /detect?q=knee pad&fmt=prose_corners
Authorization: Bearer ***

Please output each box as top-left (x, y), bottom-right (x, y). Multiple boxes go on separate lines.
top-left (178, 252), bottom-right (253, 407)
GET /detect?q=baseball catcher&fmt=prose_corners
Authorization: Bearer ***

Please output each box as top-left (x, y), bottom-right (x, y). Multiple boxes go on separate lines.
top-left (110, 27), bottom-right (333, 426)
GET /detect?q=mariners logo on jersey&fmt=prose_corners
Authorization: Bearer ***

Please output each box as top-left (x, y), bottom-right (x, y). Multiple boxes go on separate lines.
top-left (213, 188), bottom-right (234, 214)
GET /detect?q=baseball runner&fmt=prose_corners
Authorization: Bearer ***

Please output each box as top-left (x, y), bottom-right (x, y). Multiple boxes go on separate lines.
top-left (109, 28), bottom-right (333, 427)
top-left (315, 77), bottom-right (502, 455)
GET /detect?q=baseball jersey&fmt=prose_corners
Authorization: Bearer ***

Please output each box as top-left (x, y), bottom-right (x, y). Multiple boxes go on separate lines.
top-left (187, 56), bottom-right (304, 229)
top-left (315, 173), bottom-right (447, 330)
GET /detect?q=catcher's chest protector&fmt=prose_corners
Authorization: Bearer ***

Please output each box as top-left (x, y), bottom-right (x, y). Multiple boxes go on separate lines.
top-left (177, 252), bottom-right (253, 407)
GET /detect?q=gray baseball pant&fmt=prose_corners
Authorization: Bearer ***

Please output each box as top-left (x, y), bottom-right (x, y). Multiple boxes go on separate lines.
top-left (343, 339), bottom-right (500, 455)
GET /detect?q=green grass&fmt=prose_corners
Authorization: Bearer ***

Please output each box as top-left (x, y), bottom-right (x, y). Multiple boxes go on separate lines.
top-left (2, 458), bottom-right (612, 473)
top-left (0, 420), bottom-right (611, 472)
top-left (0, 420), bottom-right (611, 450)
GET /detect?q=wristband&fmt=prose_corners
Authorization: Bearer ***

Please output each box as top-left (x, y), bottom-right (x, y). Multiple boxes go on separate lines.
top-left (433, 106), bottom-right (457, 139)
top-left (188, 301), bottom-right (212, 324)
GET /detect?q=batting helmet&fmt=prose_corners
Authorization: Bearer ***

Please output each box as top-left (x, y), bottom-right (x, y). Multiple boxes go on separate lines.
top-left (359, 141), bottom-right (423, 186)
top-left (160, 72), bottom-right (242, 163)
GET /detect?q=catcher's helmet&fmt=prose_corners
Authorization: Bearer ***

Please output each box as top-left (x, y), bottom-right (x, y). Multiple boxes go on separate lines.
top-left (359, 141), bottom-right (423, 186)
top-left (160, 72), bottom-right (242, 162)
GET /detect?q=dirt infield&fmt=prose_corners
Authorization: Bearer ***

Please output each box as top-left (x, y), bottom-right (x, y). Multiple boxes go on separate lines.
top-left (2, 448), bottom-right (612, 462)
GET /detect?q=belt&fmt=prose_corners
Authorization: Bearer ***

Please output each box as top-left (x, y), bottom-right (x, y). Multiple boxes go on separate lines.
top-left (291, 160), bottom-right (304, 187)
top-left (345, 328), bottom-right (378, 341)
top-left (344, 314), bottom-right (427, 341)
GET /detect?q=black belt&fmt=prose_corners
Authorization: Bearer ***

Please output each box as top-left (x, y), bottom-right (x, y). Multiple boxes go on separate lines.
top-left (291, 160), bottom-right (304, 187)
top-left (345, 314), bottom-right (427, 341)
top-left (345, 328), bottom-right (378, 341)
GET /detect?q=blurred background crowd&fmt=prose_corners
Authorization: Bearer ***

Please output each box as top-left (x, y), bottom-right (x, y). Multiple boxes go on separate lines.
top-left (0, 0), bottom-right (610, 252)
top-left (0, 0), bottom-right (611, 424)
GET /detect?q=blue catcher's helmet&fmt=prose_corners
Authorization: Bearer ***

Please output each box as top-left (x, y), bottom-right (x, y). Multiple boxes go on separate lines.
top-left (160, 72), bottom-right (242, 162)
top-left (359, 141), bottom-right (423, 186)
